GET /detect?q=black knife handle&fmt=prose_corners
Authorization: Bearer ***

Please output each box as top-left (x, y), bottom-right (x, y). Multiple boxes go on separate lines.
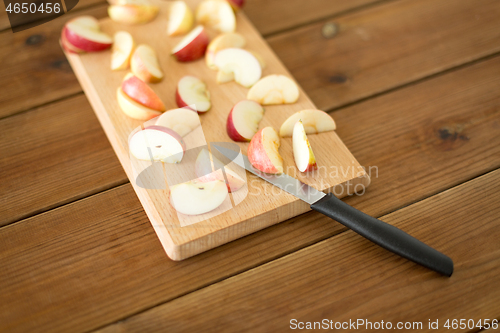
top-left (310, 193), bottom-right (453, 276)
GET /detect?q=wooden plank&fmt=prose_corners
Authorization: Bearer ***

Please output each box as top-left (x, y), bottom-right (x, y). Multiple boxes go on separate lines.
top-left (244, 0), bottom-right (385, 36)
top-left (267, 0), bottom-right (500, 111)
top-left (64, 0), bottom-right (369, 260)
top-left (97, 168), bottom-right (500, 333)
top-left (0, 0), bottom-right (106, 32)
top-left (1, 55), bottom-right (500, 333)
top-left (0, 5), bottom-right (108, 119)
top-left (0, 95), bottom-right (126, 227)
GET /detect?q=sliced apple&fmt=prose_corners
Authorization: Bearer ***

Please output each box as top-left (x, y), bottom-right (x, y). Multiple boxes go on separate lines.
top-left (293, 120), bottom-right (317, 172)
top-left (247, 127), bottom-right (283, 174)
top-left (279, 109), bottom-right (336, 137)
top-left (196, 0), bottom-right (236, 33)
top-left (111, 31), bottom-right (135, 70)
top-left (247, 74), bottom-right (300, 105)
top-left (226, 0), bottom-right (244, 11)
top-left (169, 179), bottom-right (228, 215)
top-left (195, 148), bottom-right (245, 192)
top-left (108, 0), bottom-right (159, 25)
top-left (213, 48), bottom-right (261, 87)
top-left (167, 1), bottom-right (194, 36)
top-left (226, 100), bottom-right (264, 142)
top-left (60, 29), bottom-right (86, 54)
top-left (249, 50), bottom-right (266, 69)
top-left (175, 75), bottom-right (211, 113)
top-left (121, 73), bottom-right (165, 111)
top-left (131, 44), bottom-right (163, 82)
top-left (117, 87), bottom-right (163, 120)
top-left (129, 125), bottom-right (186, 163)
top-left (205, 32), bottom-right (245, 69)
top-left (155, 108), bottom-right (201, 137)
top-left (171, 25), bottom-right (209, 62)
top-left (64, 16), bottom-right (112, 52)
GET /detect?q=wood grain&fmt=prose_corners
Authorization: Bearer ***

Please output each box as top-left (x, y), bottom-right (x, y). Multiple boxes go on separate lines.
top-left (267, 0), bottom-right (500, 111)
top-left (65, 0), bottom-right (369, 260)
top-left (0, 5), bottom-right (108, 119)
top-left (1, 54), bottom-right (500, 333)
top-left (0, 95), bottom-right (126, 227)
top-left (244, 0), bottom-right (386, 36)
top-left (98, 168), bottom-right (500, 333)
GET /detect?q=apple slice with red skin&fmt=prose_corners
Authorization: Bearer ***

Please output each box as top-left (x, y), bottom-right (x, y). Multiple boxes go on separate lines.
top-left (64, 16), bottom-right (112, 52)
top-left (171, 25), bottom-right (209, 62)
top-left (169, 179), bottom-right (228, 215)
top-left (226, 100), bottom-right (264, 142)
top-left (60, 28), bottom-right (86, 54)
top-left (129, 125), bottom-right (186, 163)
top-left (108, 0), bottom-right (159, 25)
top-left (226, 0), bottom-right (244, 11)
top-left (293, 120), bottom-right (317, 172)
top-left (117, 87), bottom-right (163, 120)
top-left (131, 44), bottom-right (163, 83)
top-left (155, 108), bottom-right (201, 137)
top-left (175, 76), bottom-right (211, 113)
top-left (248, 127), bottom-right (283, 174)
top-left (121, 73), bottom-right (165, 112)
top-left (279, 109), bottom-right (336, 137)
top-left (195, 148), bottom-right (245, 192)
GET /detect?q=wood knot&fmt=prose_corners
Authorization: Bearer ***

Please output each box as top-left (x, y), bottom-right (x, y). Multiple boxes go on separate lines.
top-left (329, 75), bottom-right (347, 84)
top-left (50, 59), bottom-right (71, 72)
top-left (322, 23), bottom-right (338, 39)
top-left (25, 34), bottom-right (44, 46)
top-left (438, 126), bottom-right (469, 141)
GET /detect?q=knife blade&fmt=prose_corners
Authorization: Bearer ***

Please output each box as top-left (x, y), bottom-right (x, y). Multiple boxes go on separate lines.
top-left (213, 144), bottom-right (454, 277)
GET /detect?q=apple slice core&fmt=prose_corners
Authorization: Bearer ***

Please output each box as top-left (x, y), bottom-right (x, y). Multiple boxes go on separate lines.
top-left (213, 48), bottom-right (261, 87)
top-left (155, 108), bottom-right (201, 137)
top-left (247, 74), bottom-right (300, 105)
top-left (129, 126), bottom-right (186, 163)
top-left (175, 75), bottom-right (211, 112)
top-left (171, 25), bottom-right (209, 62)
top-left (170, 179), bottom-right (228, 215)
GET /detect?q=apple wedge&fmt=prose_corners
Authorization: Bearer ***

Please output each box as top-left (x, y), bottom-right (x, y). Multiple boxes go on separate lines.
top-left (60, 29), bottom-right (86, 54)
top-left (63, 16), bottom-right (112, 52)
top-left (248, 127), bottom-right (283, 174)
top-left (247, 74), bottom-right (300, 105)
top-left (111, 31), bottom-right (135, 70)
top-left (121, 73), bottom-right (165, 111)
top-left (279, 109), bottom-right (336, 137)
top-left (196, 0), bottom-right (236, 33)
top-left (108, 0), bottom-right (159, 24)
top-left (226, 0), bottom-right (244, 11)
top-left (195, 149), bottom-right (245, 192)
top-left (213, 48), bottom-right (261, 87)
top-left (226, 100), bottom-right (264, 142)
top-left (169, 179), bottom-right (228, 215)
top-left (167, 1), bottom-right (194, 36)
top-left (293, 120), bottom-right (317, 172)
top-left (129, 125), bottom-right (186, 163)
top-left (175, 76), bottom-right (211, 113)
top-left (131, 44), bottom-right (163, 82)
top-left (205, 32), bottom-right (245, 69)
top-left (155, 108), bottom-right (201, 137)
top-left (171, 25), bottom-right (209, 62)
top-left (117, 87), bottom-right (163, 120)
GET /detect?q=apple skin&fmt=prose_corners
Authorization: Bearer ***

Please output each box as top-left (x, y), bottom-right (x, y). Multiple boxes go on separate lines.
top-left (247, 128), bottom-right (283, 174)
top-left (63, 26), bottom-right (112, 52)
top-left (60, 29), bottom-right (86, 54)
top-left (226, 107), bottom-right (248, 142)
top-left (172, 28), bottom-right (209, 62)
top-left (117, 87), bottom-right (163, 120)
top-left (122, 75), bottom-right (166, 111)
top-left (226, 0), bottom-right (244, 10)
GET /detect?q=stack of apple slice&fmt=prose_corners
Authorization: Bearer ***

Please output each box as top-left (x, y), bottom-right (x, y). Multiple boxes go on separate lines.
top-left (195, 149), bottom-right (245, 192)
top-left (247, 75), bottom-right (300, 105)
top-left (61, 16), bottom-right (112, 53)
top-left (117, 73), bottom-right (166, 120)
top-left (129, 125), bottom-right (186, 163)
top-left (108, 0), bottom-right (159, 24)
top-left (131, 44), bottom-right (164, 82)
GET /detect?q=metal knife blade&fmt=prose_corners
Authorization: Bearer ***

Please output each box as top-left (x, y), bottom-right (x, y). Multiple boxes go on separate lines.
top-left (212, 144), bottom-right (326, 205)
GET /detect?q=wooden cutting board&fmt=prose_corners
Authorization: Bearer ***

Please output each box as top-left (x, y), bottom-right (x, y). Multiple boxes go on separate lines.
top-left (63, 0), bottom-right (370, 260)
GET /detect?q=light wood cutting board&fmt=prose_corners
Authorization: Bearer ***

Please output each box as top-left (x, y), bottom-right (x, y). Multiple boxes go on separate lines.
top-left (62, 0), bottom-right (370, 260)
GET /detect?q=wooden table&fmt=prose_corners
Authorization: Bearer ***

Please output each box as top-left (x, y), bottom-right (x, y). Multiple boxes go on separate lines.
top-left (1, 0), bottom-right (499, 331)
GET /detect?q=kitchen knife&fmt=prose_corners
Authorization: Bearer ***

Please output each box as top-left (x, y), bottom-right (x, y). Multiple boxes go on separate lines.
top-left (213, 144), bottom-right (454, 277)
